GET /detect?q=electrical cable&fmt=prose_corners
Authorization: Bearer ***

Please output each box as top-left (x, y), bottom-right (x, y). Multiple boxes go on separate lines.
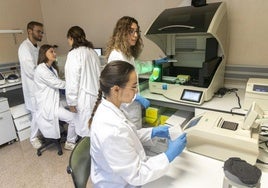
top-left (228, 89), bottom-right (241, 114)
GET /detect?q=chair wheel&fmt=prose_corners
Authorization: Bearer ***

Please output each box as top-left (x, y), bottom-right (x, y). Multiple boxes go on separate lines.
top-left (58, 150), bottom-right (63, 155)
top-left (37, 150), bottom-right (42, 156)
top-left (66, 166), bottom-right (72, 174)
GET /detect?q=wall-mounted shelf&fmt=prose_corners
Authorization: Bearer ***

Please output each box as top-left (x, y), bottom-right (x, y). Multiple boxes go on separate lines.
top-left (0, 30), bottom-right (23, 44)
top-left (0, 30), bottom-right (23, 34)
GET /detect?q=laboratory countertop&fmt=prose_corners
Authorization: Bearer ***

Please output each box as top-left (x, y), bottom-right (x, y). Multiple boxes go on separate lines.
top-left (141, 88), bottom-right (268, 187)
top-left (140, 88), bottom-right (246, 115)
top-left (143, 150), bottom-right (268, 188)
top-left (0, 80), bottom-right (22, 90)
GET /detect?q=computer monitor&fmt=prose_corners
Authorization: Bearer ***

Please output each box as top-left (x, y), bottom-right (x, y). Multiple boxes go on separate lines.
top-left (94, 48), bottom-right (102, 56)
top-left (242, 101), bottom-right (264, 130)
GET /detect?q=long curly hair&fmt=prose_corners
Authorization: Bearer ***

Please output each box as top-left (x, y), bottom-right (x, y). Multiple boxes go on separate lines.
top-left (105, 16), bottom-right (143, 60)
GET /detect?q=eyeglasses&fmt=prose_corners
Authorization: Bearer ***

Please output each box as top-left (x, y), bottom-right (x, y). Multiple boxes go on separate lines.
top-left (33, 29), bottom-right (45, 35)
top-left (129, 29), bottom-right (141, 36)
top-left (123, 85), bottom-right (138, 91)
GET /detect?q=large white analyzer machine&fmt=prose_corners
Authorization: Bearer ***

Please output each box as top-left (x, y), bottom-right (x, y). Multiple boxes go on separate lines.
top-left (183, 102), bottom-right (265, 165)
top-left (145, 2), bottom-right (228, 105)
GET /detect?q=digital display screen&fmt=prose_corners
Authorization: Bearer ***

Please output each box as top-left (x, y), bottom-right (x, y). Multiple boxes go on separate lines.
top-left (253, 84), bottom-right (268, 92)
top-left (181, 89), bottom-right (203, 103)
top-left (184, 116), bottom-right (202, 130)
top-left (94, 48), bottom-right (102, 56)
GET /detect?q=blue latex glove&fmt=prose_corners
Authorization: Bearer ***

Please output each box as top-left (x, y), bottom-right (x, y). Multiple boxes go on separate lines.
top-left (151, 125), bottom-right (170, 139)
top-left (165, 133), bottom-right (187, 162)
top-left (135, 94), bottom-right (150, 109)
top-left (154, 57), bottom-right (170, 65)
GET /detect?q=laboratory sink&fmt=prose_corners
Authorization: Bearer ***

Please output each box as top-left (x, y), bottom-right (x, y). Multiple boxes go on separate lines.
top-left (139, 78), bottom-right (149, 91)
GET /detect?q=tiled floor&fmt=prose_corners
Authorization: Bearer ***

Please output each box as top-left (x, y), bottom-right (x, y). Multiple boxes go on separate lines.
top-left (0, 139), bottom-right (92, 188)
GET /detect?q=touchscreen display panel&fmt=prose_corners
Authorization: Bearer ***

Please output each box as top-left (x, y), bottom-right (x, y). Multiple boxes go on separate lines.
top-left (184, 116), bottom-right (202, 130)
top-left (181, 89), bottom-right (202, 103)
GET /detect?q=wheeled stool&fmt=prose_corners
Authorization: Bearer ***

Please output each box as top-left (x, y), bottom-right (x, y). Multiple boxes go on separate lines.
top-left (37, 138), bottom-right (63, 156)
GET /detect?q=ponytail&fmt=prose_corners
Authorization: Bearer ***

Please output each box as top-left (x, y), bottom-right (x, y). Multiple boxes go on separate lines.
top-left (88, 89), bottom-right (103, 127)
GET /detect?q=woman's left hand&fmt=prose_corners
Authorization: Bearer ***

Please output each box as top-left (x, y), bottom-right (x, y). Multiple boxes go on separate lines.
top-left (151, 125), bottom-right (170, 138)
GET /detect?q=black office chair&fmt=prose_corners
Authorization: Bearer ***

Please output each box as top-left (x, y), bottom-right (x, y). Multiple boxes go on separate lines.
top-left (37, 138), bottom-right (63, 156)
top-left (67, 136), bottom-right (91, 188)
top-left (37, 121), bottom-right (67, 156)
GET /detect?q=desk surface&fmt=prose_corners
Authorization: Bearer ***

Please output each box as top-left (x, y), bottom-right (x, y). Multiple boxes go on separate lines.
top-left (143, 150), bottom-right (268, 188)
top-left (140, 88), bottom-right (246, 115)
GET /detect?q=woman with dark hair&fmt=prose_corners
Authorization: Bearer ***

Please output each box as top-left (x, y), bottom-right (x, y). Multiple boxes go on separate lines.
top-left (89, 60), bottom-right (187, 187)
top-left (34, 44), bottom-right (77, 149)
top-left (105, 16), bottom-right (150, 129)
top-left (64, 26), bottom-right (101, 139)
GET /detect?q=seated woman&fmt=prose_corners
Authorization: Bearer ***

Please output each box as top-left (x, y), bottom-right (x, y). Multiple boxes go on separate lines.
top-left (89, 60), bottom-right (187, 187)
top-left (34, 44), bottom-right (77, 150)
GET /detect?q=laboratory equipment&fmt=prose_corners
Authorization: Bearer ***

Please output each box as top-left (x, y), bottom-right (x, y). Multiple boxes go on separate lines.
top-left (183, 102), bottom-right (264, 165)
top-left (0, 72), bottom-right (5, 85)
top-left (145, 2), bottom-right (227, 105)
top-left (6, 73), bottom-right (19, 83)
top-left (10, 103), bottom-right (31, 141)
top-left (93, 48), bottom-right (102, 56)
top-left (244, 78), bottom-right (268, 111)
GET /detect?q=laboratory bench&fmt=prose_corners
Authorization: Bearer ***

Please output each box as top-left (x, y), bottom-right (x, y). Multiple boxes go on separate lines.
top-left (140, 88), bottom-right (246, 116)
top-left (143, 150), bottom-right (268, 188)
top-left (140, 88), bottom-right (268, 188)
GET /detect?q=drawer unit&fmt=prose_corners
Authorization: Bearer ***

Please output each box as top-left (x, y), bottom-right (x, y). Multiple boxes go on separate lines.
top-left (10, 103), bottom-right (31, 141)
top-left (0, 97), bottom-right (17, 145)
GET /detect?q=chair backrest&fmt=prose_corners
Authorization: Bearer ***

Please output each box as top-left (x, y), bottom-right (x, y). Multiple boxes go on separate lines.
top-left (67, 136), bottom-right (91, 188)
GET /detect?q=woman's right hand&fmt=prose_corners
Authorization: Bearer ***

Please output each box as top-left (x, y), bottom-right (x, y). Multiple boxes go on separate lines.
top-left (69, 106), bottom-right (77, 113)
top-left (165, 132), bottom-right (187, 162)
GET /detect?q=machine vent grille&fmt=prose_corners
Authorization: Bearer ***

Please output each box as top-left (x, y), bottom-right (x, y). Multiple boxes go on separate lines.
top-left (176, 38), bottom-right (197, 50)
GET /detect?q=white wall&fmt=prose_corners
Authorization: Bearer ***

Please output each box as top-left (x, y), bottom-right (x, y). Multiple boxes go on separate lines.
top-left (0, 0), bottom-right (45, 63)
top-left (38, 0), bottom-right (268, 66)
top-left (1, 0), bottom-right (268, 67)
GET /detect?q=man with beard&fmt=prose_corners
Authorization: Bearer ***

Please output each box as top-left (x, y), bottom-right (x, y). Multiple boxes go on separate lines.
top-left (18, 21), bottom-right (44, 149)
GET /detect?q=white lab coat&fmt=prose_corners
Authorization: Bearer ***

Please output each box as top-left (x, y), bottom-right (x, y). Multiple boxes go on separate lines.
top-left (90, 98), bottom-right (169, 187)
top-left (18, 38), bottom-right (39, 112)
top-left (65, 47), bottom-right (101, 137)
top-left (108, 49), bottom-right (142, 129)
top-left (34, 63), bottom-right (67, 139)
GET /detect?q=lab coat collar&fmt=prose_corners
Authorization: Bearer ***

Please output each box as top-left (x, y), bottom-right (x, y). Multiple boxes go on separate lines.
top-left (26, 38), bottom-right (39, 49)
top-left (102, 98), bottom-right (138, 127)
top-left (101, 98), bottom-right (126, 120)
top-left (101, 98), bottom-right (138, 133)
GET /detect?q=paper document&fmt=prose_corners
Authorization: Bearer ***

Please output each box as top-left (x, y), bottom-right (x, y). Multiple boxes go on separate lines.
top-left (169, 125), bottom-right (183, 141)
top-left (166, 110), bottom-right (193, 140)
